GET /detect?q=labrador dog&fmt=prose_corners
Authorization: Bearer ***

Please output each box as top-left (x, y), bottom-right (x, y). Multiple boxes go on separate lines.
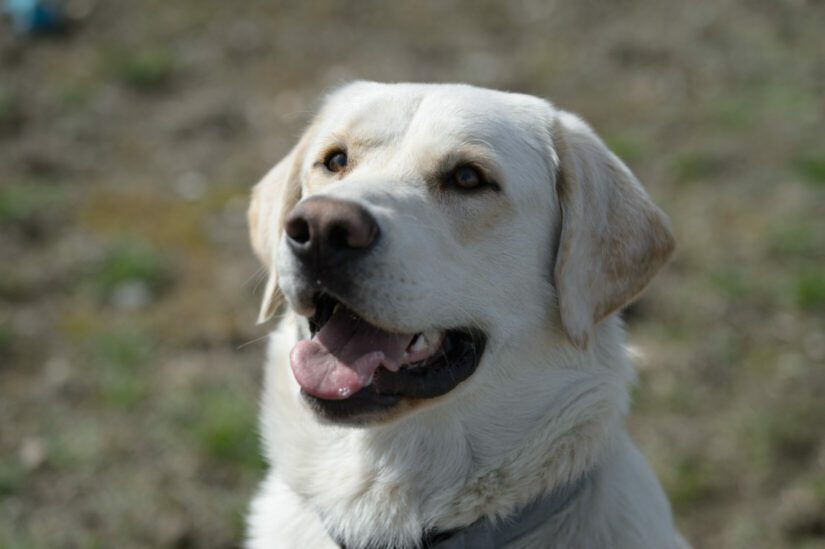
top-left (245, 82), bottom-right (683, 548)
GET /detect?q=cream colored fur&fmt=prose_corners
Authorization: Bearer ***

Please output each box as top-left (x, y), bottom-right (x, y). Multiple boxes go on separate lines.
top-left (245, 82), bottom-right (682, 548)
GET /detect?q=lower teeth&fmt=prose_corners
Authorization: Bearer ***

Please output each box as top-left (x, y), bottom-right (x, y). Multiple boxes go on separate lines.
top-left (408, 333), bottom-right (427, 353)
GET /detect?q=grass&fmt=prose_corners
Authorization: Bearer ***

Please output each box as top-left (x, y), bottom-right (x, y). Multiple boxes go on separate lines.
top-left (709, 267), bottom-right (750, 299)
top-left (745, 395), bottom-right (824, 474)
top-left (92, 328), bottom-right (152, 368)
top-left (767, 220), bottom-right (822, 258)
top-left (672, 150), bottom-right (729, 184)
top-left (79, 187), bottom-right (212, 252)
top-left (705, 96), bottom-right (757, 131)
top-left (603, 132), bottom-right (646, 164)
top-left (97, 363), bottom-right (150, 408)
top-left (795, 154), bottom-right (825, 186)
top-left (109, 47), bottom-right (176, 91)
top-left (187, 389), bottom-right (264, 472)
top-left (0, 86), bottom-right (21, 132)
top-left (0, 182), bottom-right (67, 225)
top-left (794, 269), bottom-right (825, 310)
top-left (57, 78), bottom-right (98, 110)
top-left (665, 456), bottom-right (716, 512)
top-left (88, 328), bottom-right (154, 408)
top-left (0, 460), bottom-right (24, 498)
top-left (0, 322), bottom-right (12, 355)
top-left (813, 474), bottom-right (825, 506)
top-left (92, 238), bottom-right (172, 299)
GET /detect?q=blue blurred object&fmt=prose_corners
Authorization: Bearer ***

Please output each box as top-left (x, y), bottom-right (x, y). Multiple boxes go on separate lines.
top-left (3, 0), bottom-right (65, 35)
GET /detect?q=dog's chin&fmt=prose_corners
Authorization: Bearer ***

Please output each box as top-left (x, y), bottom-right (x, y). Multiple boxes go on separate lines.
top-left (292, 292), bottom-right (487, 426)
top-left (301, 391), bottom-right (418, 426)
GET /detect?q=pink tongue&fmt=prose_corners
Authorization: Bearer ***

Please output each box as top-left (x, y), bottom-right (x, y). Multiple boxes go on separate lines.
top-left (290, 306), bottom-right (414, 400)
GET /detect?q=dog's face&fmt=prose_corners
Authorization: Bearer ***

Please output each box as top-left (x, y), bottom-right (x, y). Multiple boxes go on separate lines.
top-left (249, 82), bottom-right (674, 425)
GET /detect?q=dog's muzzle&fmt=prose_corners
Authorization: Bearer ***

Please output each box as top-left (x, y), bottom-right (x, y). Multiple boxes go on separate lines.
top-left (282, 196), bottom-right (486, 423)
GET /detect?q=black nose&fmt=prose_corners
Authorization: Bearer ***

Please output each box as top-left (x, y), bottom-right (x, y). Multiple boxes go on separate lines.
top-left (284, 196), bottom-right (380, 272)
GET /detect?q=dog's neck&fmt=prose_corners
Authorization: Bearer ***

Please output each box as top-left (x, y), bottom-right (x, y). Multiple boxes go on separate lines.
top-left (263, 314), bottom-right (632, 548)
top-left (335, 469), bottom-right (592, 549)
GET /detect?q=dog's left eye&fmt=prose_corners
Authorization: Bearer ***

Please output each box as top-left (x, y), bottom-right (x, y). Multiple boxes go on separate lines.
top-left (448, 165), bottom-right (498, 192)
top-left (453, 166), bottom-right (482, 189)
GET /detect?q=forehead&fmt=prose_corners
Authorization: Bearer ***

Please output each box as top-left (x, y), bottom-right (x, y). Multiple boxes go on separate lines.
top-left (315, 83), bottom-right (552, 161)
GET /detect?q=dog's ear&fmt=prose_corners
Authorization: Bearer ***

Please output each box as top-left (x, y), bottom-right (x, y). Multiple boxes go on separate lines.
top-left (248, 135), bottom-right (311, 323)
top-left (551, 111), bottom-right (674, 348)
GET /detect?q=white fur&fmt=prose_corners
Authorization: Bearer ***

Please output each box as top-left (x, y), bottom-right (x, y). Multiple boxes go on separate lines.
top-left (245, 82), bottom-right (682, 548)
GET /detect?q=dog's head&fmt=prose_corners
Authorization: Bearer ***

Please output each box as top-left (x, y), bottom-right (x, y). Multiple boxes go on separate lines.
top-left (249, 82), bottom-right (674, 425)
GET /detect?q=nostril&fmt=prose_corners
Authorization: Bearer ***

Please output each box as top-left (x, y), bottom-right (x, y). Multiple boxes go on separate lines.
top-left (326, 218), bottom-right (379, 251)
top-left (328, 223), bottom-right (351, 251)
top-left (347, 218), bottom-right (379, 249)
top-left (285, 216), bottom-right (311, 245)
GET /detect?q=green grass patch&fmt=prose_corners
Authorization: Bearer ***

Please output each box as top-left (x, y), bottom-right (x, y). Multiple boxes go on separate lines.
top-left (46, 423), bottom-right (108, 471)
top-left (0, 528), bottom-right (40, 549)
top-left (89, 328), bottom-right (154, 408)
top-left (604, 132), bottom-right (646, 164)
top-left (632, 371), bottom-right (698, 414)
top-left (665, 455), bottom-right (715, 511)
top-left (189, 390), bottom-right (264, 471)
top-left (763, 85), bottom-right (819, 120)
top-left (93, 238), bottom-right (172, 298)
top-left (0, 86), bottom-right (12, 118)
top-left (98, 366), bottom-right (150, 408)
top-left (57, 78), bottom-right (99, 110)
top-left (92, 328), bottom-right (152, 368)
top-left (767, 220), bottom-right (823, 258)
top-left (795, 268), bottom-right (825, 310)
top-left (709, 267), bottom-right (750, 299)
top-left (672, 150), bottom-right (728, 184)
top-left (109, 47), bottom-right (176, 91)
top-left (794, 154), bottom-right (825, 186)
top-left (0, 459), bottom-right (24, 497)
top-left (0, 322), bottom-right (12, 354)
top-left (705, 97), bottom-right (756, 130)
top-left (0, 182), bottom-right (67, 224)
top-left (0, 86), bottom-right (22, 131)
top-left (813, 472), bottom-right (825, 505)
top-left (745, 395), bottom-right (823, 472)
top-left (706, 330), bottom-right (746, 370)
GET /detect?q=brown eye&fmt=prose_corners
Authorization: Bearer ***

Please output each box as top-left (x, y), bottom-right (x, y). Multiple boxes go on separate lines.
top-left (324, 150), bottom-right (348, 173)
top-left (452, 165), bottom-right (482, 190)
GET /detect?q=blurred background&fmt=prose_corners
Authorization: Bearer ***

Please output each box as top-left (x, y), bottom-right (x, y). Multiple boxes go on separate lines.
top-left (1, 0), bottom-right (823, 547)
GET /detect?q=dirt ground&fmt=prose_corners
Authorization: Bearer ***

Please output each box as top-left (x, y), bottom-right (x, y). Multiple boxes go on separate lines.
top-left (1, 1), bottom-right (824, 547)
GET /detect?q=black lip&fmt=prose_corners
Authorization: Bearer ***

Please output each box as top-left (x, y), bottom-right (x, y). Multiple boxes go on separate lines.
top-left (301, 294), bottom-right (487, 423)
top-left (371, 329), bottom-right (485, 398)
top-left (302, 389), bottom-right (402, 423)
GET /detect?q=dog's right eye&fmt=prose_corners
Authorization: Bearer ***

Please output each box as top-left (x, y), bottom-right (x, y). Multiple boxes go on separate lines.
top-left (444, 164), bottom-right (500, 193)
top-left (323, 150), bottom-right (348, 173)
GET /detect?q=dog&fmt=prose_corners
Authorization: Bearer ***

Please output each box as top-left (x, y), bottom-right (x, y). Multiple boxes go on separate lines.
top-left (245, 82), bottom-right (682, 548)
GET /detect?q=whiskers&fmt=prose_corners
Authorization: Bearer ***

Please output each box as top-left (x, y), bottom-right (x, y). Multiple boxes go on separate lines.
top-left (244, 266), bottom-right (269, 293)
top-left (236, 332), bottom-right (273, 351)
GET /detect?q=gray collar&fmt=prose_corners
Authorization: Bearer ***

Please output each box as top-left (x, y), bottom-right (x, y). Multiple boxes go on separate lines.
top-left (336, 472), bottom-right (591, 549)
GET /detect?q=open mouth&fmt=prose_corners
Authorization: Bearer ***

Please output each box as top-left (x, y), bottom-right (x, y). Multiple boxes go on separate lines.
top-left (290, 293), bottom-right (486, 420)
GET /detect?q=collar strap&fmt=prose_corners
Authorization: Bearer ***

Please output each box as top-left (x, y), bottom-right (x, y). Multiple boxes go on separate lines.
top-left (337, 472), bottom-right (590, 549)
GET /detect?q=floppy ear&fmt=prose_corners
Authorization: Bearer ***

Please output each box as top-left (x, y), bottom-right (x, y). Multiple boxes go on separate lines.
top-left (551, 111), bottom-right (675, 348)
top-left (248, 136), bottom-right (310, 323)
